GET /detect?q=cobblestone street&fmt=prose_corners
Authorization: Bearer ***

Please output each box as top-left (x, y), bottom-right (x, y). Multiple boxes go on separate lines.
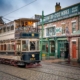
top-left (0, 61), bottom-right (80, 80)
top-left (0, 71), bottom-right (25, 80)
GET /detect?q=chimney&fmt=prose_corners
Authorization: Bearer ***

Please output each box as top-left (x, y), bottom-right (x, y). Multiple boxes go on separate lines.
top-left (55, 2), bottom-right (61, 12)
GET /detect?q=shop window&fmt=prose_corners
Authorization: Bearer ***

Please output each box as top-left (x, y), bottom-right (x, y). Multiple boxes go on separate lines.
top-left (42, 45), bottom-right (45, 51)
top-left (72, 22), bottom-right (76, 33)
top-left (42, 43), bottom-right (48, 52)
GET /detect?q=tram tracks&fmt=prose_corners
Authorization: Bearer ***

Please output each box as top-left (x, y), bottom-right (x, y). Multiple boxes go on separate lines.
top-left (0, 70), bottom-right (26, 80)
top-left (27, 64), bottom-right (80, 80)
top-left (0, 63), bottom-right (80, 80)
top-left (41, 64), bottom-right (80, 75)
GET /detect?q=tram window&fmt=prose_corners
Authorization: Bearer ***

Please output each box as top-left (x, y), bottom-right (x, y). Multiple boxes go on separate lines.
top-left (37, 41), bottom-right (39, 50)
top-left (16, 43), bottom-right (21, 51)
top-left (11, 44), bottom-right (15, 50)
top-left (4, 44), bottom-right (6, 50)
top-left (7, 27), bottom-right (10, 31)
top-left (7, 44), bottom-right (10, 50)
top-left (11, 25), bottom-right (14, 30)
top-left (30, 41), bottom-right (35, 50)
top-left (22, 40), bottom-right (28, 51)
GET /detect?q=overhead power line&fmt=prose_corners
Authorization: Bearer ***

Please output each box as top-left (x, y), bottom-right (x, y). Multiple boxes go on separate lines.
top-left (2, 17), bottom-right (12, 22)
top-left (3, 0), bottom-right (37, 17)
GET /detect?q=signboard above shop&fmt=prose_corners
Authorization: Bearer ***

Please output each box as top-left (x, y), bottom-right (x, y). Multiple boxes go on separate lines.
top-left (55, 27), bottom-right (62, 33)
top-left (38, 3), bottom-right (80, 25)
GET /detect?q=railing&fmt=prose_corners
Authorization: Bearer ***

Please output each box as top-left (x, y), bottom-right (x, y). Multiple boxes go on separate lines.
top-left (15, 26), bottom-right (38, 33)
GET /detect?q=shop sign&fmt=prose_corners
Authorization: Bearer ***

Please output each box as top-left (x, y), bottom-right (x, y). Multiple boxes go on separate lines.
top-left (55, 27), bottom-right (62, 33)
top-left (39, 4), bottom-right (80, 25)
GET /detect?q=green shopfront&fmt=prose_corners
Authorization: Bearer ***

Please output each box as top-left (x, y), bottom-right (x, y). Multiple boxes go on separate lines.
top-left (40, 37), bottom-right (69, 60)
top-left (57, 38), bottom-right (69, 59)
top-left (40, 38), bottom-right (55, 59)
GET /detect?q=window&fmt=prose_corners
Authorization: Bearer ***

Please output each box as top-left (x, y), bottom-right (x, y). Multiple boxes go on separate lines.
top-left (11, 25), bottom-right (14, 30)
top-left (4, 44), bottom-right (6, 50)
top-left (22, 40), bottom-right (28, 51)
top-left (37, 41), bottom-right (39, 50)
top-left (42, 42), bottom-right (48, 52)
top-left (72, 22), bottom-right (76, 33)
top-left (7, 44), bottom-right (10, 50)
top-left (3, 27), bottom-right (6, 32)
top-left (1, 45), bottom-right (3, 50)
top-left (50, 41), bottom-right (55, 53)
top-left (62, 24), bottom-right (65, 34)
top-left (11, 44), bottom-right (15, 50)
top-left (46, 27), bottom-right (55, 36)
top-left (7, 27), bottom-right (10, 31)
top-left (1, 28), bottom-right (3, 33)
top-left (16, 40), bottom-right (21, 51)
top-left (30, 41), bottom-right (35, 50)
top-left (39, 29), bottom-right (42, 38)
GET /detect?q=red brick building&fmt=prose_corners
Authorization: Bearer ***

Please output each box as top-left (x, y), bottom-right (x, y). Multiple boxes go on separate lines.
top-left (38, 3), bottom-right (80, 62)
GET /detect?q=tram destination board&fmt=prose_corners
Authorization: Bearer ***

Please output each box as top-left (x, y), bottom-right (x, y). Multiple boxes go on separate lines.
top-left (20, 33), bottom-right (39, 38)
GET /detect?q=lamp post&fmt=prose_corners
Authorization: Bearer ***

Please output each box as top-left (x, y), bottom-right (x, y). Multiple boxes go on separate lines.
top-left (40, 11), bottom-right (44, 60)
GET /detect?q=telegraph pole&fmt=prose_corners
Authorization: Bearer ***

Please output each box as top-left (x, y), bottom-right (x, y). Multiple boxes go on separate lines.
top-left (40, 11), bottom-right (44, 60)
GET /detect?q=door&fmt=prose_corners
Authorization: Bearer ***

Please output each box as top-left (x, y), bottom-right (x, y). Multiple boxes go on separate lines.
top-left (50, 41), bottom-right (55, 56)
top-left (72, 42), bottom-right (76, 59)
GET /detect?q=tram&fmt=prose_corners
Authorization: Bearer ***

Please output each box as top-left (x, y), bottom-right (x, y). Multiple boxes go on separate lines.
top-left (0, 18), bottom-right (40, 67)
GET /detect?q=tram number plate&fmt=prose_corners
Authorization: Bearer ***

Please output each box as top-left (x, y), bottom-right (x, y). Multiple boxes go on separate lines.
top-left (30, 58), bottom-right (35, 60)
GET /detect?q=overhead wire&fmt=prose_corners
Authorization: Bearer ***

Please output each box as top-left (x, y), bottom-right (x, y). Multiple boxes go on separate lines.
top-left (2, 0), bottom-right (38, 23)
top-left (2, 0), bottom-right (37, 17)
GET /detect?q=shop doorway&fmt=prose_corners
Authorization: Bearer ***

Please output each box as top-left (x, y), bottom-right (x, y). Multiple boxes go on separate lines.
top-left (58, 40), bottom-right (69, 58)
top-left (49, 41), bottom-right (55, 58)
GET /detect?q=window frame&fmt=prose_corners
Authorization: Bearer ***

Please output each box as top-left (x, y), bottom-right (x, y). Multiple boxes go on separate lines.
top-left (72, 22), bottom-right (76, 33)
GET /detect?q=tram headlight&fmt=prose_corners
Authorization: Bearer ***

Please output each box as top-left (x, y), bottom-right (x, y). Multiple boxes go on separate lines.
top-left (32, 54), bottom-right (35, 57)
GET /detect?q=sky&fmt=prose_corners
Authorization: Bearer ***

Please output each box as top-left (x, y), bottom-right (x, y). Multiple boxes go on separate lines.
top-left (0, 0), bottom-right (80, 23)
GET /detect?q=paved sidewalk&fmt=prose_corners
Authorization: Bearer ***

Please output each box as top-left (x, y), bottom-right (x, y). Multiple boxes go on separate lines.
top-left (42, 59), bottom-right (80, 67)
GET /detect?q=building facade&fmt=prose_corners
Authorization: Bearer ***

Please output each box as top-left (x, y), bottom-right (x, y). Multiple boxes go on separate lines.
top-left (38, 3), bottom-right (80, 61)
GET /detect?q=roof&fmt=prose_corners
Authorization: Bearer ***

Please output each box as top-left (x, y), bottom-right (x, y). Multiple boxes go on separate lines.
top-left (45, 2), bottom-right (80, 17)
top-left (14, 18), bottom-right (39, 22)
